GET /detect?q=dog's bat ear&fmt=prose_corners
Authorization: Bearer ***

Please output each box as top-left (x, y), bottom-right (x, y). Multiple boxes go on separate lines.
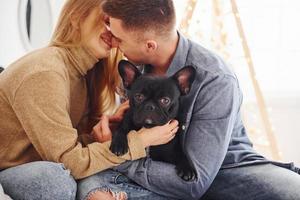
top-left (172, 66), bottom-right (196, 95)
top-left (118, 60), bottom-right (141, 89)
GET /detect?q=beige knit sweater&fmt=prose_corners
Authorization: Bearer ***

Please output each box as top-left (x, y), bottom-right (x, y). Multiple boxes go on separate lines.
top-left (0, 46), bottom-right (146, 179)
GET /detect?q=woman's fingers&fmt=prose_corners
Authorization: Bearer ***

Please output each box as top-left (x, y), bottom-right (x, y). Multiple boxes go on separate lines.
top-left (158, 119), bottom-right (179, 137)
top-left (115, 101), bottom-right (129, 115)
top-left (92, 115), bottom-right (112, 143)
top-left (167, 131), bottom-right (177, 142)
top-left (92, 121), bottom-right (103, 142)
top-left (109, 100), bottom-right (130, 122)
top-left (138, 119), bottom-right (180, 148)
top-left (100, 115), bottom-right (112, 141)
top-left (92, 120), bottom-right (101, 135)
top-left (170, 127), bottom-right (179, 135)
top-left (164, 126), bottom-right (179, 143)
top-left (166, 120), bottom-right (179, 131)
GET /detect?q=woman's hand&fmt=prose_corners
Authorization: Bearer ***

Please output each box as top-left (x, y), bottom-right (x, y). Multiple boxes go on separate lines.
top-left (92, 115), bottom-right (112, 143)
top-left (138, 120), bottom-right (179, 148)
top-left (92, 101), bottom-right (129, 143)
top-left (108, 100), bottom-right (129, 132)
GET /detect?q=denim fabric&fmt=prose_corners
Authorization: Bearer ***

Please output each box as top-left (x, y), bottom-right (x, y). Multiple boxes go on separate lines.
top-left (200, 163), bottom-right (300, 200)
top-left (0, 161), bottom-right (77, 200)
top-left (113, 32), bottom-right (300, 199)
top-left (0, 183), bottom-right (12, 200)
top-left (77, 169), bottom-right (173, 200)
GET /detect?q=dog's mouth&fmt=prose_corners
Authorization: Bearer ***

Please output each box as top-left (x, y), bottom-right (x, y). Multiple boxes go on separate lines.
top-left (133, 117), bottom-right (159, 128)
top-left (133, 111), bottom-right (170, 128)
top-left (142, 117), bottom-right (169, 128)
top-left (143, 118), bottom-right (155, 128)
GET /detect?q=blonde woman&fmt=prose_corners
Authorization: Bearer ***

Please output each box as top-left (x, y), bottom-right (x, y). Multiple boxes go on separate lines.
top-left (0, 0), bottom-right (179, 199)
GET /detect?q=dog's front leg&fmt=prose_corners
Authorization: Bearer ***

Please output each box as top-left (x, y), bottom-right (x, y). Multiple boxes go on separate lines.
top-left (110, 111), bottom-right (134, 156)
top-left (175, 150), bottom-right (197, 181)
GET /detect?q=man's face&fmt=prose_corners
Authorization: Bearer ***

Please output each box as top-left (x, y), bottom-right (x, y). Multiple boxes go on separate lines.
top-left (106, 17), bottom-right (148, 64)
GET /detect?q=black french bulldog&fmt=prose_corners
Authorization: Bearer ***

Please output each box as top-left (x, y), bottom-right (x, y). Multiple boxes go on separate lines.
top-left (110, 60), bottom-right (196, 181)
top-left (0, 67), bottom-right (4, 73)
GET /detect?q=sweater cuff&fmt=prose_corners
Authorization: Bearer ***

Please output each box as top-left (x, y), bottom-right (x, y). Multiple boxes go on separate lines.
top-left (127, 130), bottom-right (146, 160)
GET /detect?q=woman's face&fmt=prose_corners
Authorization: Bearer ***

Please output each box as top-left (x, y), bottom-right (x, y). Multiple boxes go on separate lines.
top-left (80, 7), bottom-right (113, 59)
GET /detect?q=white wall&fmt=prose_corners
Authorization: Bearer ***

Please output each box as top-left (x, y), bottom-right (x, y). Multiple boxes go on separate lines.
top-left (0, 0), bottom-right (65, 68)
top-left (0, 0), bottom-right (24, 68)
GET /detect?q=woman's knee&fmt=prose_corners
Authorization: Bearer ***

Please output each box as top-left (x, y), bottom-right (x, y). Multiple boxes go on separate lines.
top-left (0, 161), bottom-right (77, 200)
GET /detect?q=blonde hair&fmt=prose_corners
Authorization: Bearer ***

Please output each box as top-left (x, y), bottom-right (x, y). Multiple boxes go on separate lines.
top-left (50, 0), bottom-right (123, 131)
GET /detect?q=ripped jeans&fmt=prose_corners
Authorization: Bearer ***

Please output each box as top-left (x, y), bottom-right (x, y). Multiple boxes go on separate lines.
top-left (77, 169), bottom-right (172, 200)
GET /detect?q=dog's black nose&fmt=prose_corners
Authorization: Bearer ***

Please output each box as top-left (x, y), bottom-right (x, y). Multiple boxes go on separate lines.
top-left (145, 104), bottom-right (155, 111)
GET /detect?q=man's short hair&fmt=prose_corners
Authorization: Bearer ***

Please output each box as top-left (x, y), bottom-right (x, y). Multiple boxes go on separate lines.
top-left (102, 0), bottom-right (176, 37)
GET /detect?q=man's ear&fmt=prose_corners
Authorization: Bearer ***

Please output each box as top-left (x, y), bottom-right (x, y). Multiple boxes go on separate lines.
top-left (118, 60), bottom-right (141, 89)
top-left (145, 40), bottom-right (158, 53)
top-left (172, 66), bottom-right (196, 95)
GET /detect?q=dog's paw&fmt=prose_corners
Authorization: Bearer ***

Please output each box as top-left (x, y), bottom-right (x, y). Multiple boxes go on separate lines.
top-left (109, 140), bottom-right (129, 156)
top-left (176, 164), bottom-right (197, 181)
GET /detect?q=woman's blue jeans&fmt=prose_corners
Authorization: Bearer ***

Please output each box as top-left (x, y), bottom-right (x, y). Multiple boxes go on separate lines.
top-left (0, 161), bottom-right (166, 200)
top-left (0, 161), bottom-right (77, 200)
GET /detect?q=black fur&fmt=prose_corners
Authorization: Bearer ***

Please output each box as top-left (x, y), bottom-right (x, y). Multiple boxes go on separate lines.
top-left (110, 60), bottom-right (196, 181)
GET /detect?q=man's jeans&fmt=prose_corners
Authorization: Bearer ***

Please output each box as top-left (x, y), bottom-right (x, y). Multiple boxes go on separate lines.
top-left (200, 163), bottom-right (300, 200)
top-left (0, 161), bottom-right (77, 200)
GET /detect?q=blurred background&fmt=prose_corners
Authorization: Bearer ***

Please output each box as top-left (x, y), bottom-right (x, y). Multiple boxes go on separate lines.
top-left (0, 0), bottom-right (299, 165)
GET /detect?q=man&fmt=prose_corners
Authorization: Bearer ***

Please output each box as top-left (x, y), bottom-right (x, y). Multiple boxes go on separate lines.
top-left (101, 0), bottom-right (300, 199)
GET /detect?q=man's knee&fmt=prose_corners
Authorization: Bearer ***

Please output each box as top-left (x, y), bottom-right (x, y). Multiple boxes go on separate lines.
top-left (201, 164), bottom-right (300, 200)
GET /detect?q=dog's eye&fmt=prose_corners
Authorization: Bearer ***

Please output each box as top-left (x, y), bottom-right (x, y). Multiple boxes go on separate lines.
top-left (159, 97), bottom-right (171, 106)
top-left (134, 93), bottom-right (145, 103)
